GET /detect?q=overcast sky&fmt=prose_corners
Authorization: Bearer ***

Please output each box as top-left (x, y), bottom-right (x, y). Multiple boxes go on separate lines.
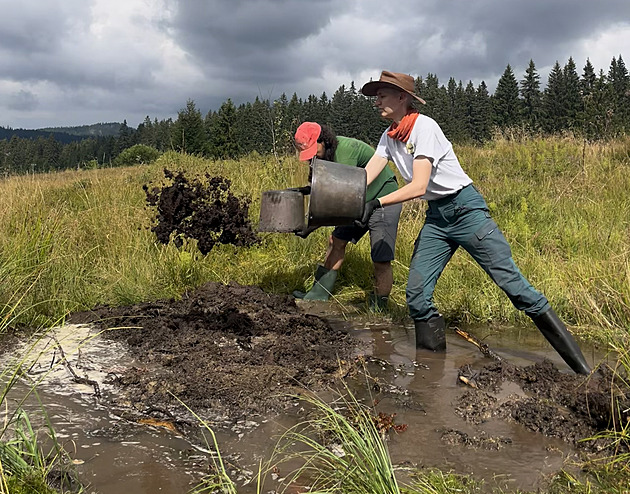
top-left (1, 0), bottom-right (629, 130)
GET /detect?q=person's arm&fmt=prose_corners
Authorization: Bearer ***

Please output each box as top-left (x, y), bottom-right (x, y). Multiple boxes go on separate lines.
top-left (377, 157), bottom-right (432, 207)
top-left (355, 156), bottom-right (432, 228)
top-left (364, 154), bottom-right (389, 186)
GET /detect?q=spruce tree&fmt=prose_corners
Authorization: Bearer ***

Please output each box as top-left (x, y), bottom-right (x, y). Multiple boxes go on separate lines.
top-left (607, 55), bottom-right (630, 133)
top-left (542, 61), bottom-right (565, 133)
top-left (480, 81), bottom-right (494, 141)
top-left (172, 100), bottom-right (208, 155)
top-left (520, 59), bottom-right (542, 130)
top-left (493, 64), bottom-right (522, 130)
top-left (562, 57), bottom-right (582, 131)
top-left (209, 99), bottom-right (240, 159)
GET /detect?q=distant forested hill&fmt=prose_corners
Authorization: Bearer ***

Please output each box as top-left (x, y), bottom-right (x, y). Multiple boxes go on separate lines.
top-left (39, 122), bottom-right (122, 137)
top-left (0, 126), bottom-right (85, 144)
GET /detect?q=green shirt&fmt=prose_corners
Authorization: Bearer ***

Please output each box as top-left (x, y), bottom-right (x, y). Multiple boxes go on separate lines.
top-left (334, 136), bottom-right (398, 202)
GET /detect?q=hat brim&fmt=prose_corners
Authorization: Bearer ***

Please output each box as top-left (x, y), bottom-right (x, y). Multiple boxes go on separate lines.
top-left (361, 81), bottom-right (426, 105)
top-left (298, 143), bottom-right (317, 161)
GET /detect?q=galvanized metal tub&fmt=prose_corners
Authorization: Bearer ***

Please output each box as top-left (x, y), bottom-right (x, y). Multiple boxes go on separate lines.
top-left (307, 158), bottom-right (366, 227)
top-left (258, 189), bottom-right (305, 232)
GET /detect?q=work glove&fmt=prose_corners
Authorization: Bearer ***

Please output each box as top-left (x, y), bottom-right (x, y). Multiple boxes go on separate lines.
top-left (288, 186), bottom-right (311, 195)
top-left (354, 199), bottom-right (382, 229)
top-left (295, 225), bottom-right (319, 239)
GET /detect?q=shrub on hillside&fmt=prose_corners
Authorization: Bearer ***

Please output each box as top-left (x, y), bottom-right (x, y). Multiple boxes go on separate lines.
top-left (114, 144), bottom-right (161, 167)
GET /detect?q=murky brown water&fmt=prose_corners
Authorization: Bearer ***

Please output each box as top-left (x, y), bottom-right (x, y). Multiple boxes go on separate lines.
top-left (3, 318), bottom-right (606, 493)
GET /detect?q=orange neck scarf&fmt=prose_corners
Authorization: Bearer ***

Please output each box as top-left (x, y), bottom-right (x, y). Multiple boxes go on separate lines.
top-left (387, 110), bottom-right (419, 142)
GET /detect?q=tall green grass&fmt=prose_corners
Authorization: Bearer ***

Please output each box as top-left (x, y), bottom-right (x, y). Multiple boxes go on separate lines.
top-left (1, 138), bottom-right (629, 342)
top-left (263, 388), bottom-right (402, 493)
top-left (0, 290), bottom-right (80, 493)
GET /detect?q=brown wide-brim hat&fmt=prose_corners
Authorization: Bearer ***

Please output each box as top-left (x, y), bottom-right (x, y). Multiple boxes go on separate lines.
top-left (361, 70), bottom-right (426, 104)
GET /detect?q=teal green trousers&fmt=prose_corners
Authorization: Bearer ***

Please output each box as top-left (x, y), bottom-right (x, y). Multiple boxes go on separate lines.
top-left (407, 185), bottom-right (550, 322)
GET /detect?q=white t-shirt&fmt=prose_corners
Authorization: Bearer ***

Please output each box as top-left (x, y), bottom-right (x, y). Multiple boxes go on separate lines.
top-left (375, 114), bottom-right (472, 201)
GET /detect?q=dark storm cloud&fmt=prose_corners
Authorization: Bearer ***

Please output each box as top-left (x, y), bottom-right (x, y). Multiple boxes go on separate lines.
top-left (392, 0), bottom-right (630, 82)
top-left (167, 0), bottom-right (630, 104)
top-left (169, 0), bottom-right (348, 83)
top-left (1, 0), bottom-right (628, 128)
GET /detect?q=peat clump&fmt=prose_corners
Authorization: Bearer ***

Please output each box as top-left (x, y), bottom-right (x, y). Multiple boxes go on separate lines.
top-left (144, 169), bottom-right (259, 254)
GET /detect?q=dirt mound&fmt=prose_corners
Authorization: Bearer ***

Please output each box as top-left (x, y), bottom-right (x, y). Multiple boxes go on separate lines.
top-left (143, 169), bottom-right (259, 254)
top-left (71, 281), bottom-right (355, 424)
top-left (455, 359), bottom-right (630, 452)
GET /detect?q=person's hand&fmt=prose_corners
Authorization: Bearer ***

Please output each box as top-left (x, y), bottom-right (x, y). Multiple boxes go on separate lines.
top-left (354, 199), bottom-right (382, 228)
top-left (288, 186), bottom-right (311, 195)
top-left (295, 225), bottom-right (319, 239)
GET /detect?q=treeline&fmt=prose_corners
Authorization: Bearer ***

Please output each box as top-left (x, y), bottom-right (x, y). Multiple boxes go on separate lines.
top-left (1, 55), bottom-right (628, 176)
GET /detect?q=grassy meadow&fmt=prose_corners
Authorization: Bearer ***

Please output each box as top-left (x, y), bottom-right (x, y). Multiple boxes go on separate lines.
top-left (1, 135), bottom-right (630, 493)
top-left (1, 136), bottom-right (629, 344)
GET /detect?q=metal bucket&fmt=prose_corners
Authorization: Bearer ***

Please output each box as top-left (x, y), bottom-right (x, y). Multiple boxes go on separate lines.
top-left (307, 158), bottom-right (366, 227)
top-left (258, 189), bottom-right (305, 232)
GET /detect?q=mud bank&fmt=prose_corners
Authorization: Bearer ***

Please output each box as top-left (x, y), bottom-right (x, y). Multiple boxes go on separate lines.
top-left (70, 281), bottom-right (358, 431)
top-left (453, 359), bottom-right (628, 453)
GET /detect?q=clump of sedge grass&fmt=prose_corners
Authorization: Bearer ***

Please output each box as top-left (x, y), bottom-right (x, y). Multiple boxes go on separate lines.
top-left (262, 385), bottom-right (403, 494)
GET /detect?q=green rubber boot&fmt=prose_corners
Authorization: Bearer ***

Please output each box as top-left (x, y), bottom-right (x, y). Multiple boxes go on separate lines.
top-left (369, 292), bottom-right (389, 312)
top-left (293, 266), bottom-right (338, 301)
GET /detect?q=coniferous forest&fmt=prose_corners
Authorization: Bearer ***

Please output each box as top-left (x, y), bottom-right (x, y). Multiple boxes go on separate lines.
top-left (1, 55), bottom-right (629, 176)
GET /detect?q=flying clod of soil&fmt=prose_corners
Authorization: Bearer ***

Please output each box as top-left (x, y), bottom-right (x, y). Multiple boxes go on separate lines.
top-left (143, 168), bottom-right (259, 254)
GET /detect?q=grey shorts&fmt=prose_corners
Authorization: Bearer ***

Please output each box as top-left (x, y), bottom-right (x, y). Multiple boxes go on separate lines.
top-left (332, 203), bottom-right (402, 262)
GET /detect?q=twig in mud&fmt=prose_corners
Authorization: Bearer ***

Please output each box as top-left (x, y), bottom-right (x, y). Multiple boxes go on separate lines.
top-left (52, 335), bottom-right (101, 397)
top-left (458, 375), bottom-right (478, 389)
top-left (454, 328), bottom-right (503, 362)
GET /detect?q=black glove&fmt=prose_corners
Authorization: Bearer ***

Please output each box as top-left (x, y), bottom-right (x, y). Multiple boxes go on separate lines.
top-left (295, 225), bottom-right (319, 239)
top-left (354, 199), bottom-right (382, 229)
top-left (287, 186), bottom-right (311, 195)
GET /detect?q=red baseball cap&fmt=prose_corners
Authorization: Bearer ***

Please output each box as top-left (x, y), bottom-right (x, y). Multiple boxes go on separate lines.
top-left (294, 122), bottom-right (321, 161)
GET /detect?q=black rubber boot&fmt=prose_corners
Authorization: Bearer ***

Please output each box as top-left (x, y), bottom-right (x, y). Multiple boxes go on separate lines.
top-left (415, 315), bottom-right (446, 352)
top-left (532, 308), bottom-right (591, 375)
top-left (292, 265), bottom-right (337, 301)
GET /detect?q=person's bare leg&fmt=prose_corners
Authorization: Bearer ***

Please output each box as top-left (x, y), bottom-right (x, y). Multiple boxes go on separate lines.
top-left (323, 235), bottom-right (348, 271)
top-left (373, 261), bottom-right (393, 297)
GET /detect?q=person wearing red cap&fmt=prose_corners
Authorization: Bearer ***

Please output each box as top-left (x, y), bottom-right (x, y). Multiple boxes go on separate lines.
top-left (293, 122), bottom-right (402, 311)
top-left (355, 70), bottom-right (590, 374)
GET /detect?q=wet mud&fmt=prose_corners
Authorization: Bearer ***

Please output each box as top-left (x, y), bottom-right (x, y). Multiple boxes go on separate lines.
top-left (453, 359), bottom-right (629, 454)
top-left (69, 281), bottom-right (358, 433)
top-left (69, 281), bottom-right (628, 463)
top-left (143, 169), bottom-right (259, 254)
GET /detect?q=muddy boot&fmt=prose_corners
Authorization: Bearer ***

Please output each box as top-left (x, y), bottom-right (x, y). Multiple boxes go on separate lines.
top-left (415, 315), bottom-right (446, 352)
top-left (292, 266), bottom-right (337, 301)
top-left (293, 265), bottom-right (327, 299)
top-left (369, 292), bottom-right (389, 312)
top-left (532, 308), bottom-right (591, 375)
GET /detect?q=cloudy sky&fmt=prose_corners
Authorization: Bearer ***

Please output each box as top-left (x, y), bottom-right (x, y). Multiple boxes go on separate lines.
top-left (2, 0), bottom-right (629, 130)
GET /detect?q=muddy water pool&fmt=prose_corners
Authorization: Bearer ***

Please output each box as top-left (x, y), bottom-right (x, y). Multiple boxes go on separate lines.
top-left (3, 318), bottom-right (606, 493)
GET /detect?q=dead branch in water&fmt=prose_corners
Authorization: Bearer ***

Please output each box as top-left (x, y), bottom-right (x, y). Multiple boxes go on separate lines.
top-left (52, 335), bottom-right (101, 397)
top-left (454, 328), bottom-right (503, 362)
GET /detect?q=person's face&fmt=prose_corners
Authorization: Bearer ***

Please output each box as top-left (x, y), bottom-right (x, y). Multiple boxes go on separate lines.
top-left (375, 87), bottom-right (407, 121)
top-left (316, 141), bottom-right (325, 159)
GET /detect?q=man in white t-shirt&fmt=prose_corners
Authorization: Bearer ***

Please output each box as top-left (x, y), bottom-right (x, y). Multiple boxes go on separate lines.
top-left (354, 70), bottom-right (590, 375)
